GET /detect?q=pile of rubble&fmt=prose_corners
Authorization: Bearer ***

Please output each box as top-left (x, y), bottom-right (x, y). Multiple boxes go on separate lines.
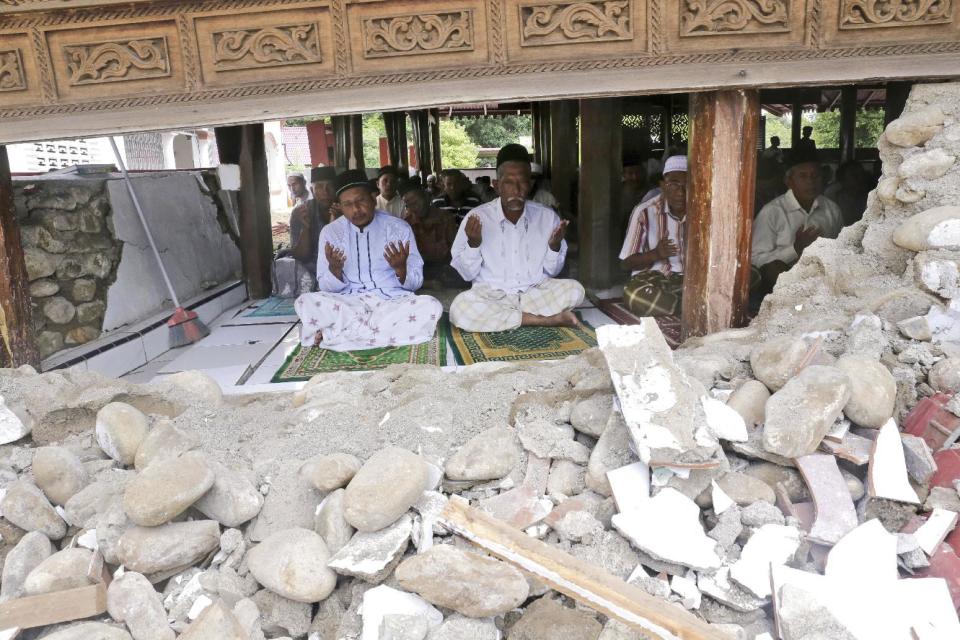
top-left (1, 83), bottom-right (960, 639)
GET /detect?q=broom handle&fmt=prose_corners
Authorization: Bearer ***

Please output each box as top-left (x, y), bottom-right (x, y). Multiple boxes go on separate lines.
top-left (109, 136), bottom-right (182, 309)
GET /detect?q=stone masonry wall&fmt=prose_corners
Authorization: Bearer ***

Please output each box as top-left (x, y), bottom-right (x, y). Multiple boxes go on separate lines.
top-left (14, 178), bottom-right (119, 359)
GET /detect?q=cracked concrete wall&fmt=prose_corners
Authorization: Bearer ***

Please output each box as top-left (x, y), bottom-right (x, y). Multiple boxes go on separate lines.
top-left (102, 171), bottom-right (241, 331)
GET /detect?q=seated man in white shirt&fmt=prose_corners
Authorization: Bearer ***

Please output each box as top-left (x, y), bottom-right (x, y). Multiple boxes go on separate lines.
top-left (751, 152), bottom-right (843, 293)
top-left (619, 155), bottom-right (688, 317)
top-left (375, 165), bottom-right (404, 218)
top-left (449, 144), bottom-right (585, 332)
top-left (295, 170), bottom-right (442, 351)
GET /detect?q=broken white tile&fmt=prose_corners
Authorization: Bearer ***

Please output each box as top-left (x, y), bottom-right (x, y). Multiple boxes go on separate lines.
top-left (826, 519), bottom-right (898, 584)
top-left (627, 564), bottom-right (650, 583)
top-left (702, 396), bottom-right (748, 442)
top-left (360, 585), bottom-right (443, 640)
top-left (606, 461), bottom-right (650, 514)
top-left (76, 529), bottom-right (98, 551)
top-left (916, 509), bottom-right (959, 556)
top-left (0, 629), bottom-right (20, 640)
top-left (711, 480), bottom-right (735, 515)
top-left (867, 419), bottom-right (920, 505)
top-left (328, 515), bottom-right (412, 583)
top-left (698, 567), bottom-right (766, 613)
top-left (670, 574), bottom-right (702, 609)
top-left (730, 524), bottom-right (801, 598)
top-left (188, 594), bottom-right (212, 620)
top-left (611, 488), bottom-right (722, 571)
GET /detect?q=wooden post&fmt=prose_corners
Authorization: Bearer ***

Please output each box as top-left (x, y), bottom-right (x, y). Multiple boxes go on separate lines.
top-left (839, 86), bottom-right (858, 164)
top-left (885, 82), bottom-right (912, 126)
top-left (429, 109), bottom-right (443, 173)
top-left (0, 145), bottom-right (39, 368)
top-left (533, 102), bottom-right (552, 169)
top-left (578, 98), bottom-right (622, 290)
top-left (682, 90), bottom-right (758, 339)
top-left (410, 110), bottom-right (433, 181)
top-left (331, 115), bottom-right (351, 171)
top-left (791, 101), bottom-right (803, 148)
top-left (217, 125), bottom-right (272, 300)
top-left (549, 100), bottom-right (578, 218)
top-left (383, 111), bottom-right (408, 171)
top-left (349, 114), bottom-right (365, 171)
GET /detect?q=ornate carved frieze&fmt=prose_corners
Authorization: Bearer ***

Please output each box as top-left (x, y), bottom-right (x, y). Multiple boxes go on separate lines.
top-left (212, 23), bottom-right (321, 71)
top-left (0, 48), bottom-right (26, 91)
top-left (362, 11), bottom-right (474, 58)
top-left (519, 0), bottom-right (632, 46)
top-left (840, 0), bottom-right (953, 29)
top-left (63, 37), bottom-right (170, 86)
top-left (680, 0), bottom-right (790, 36)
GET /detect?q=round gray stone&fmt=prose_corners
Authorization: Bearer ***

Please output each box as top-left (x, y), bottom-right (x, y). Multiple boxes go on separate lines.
top-left (570, 394), bottom-right (613, 437)
top-left (43, 296), bottom-right (76, 325)
top-left (929, 357), bottom-right (960, 394)
top-left (29, 279), bottom-right (60, 298)
top-left (445, 426), bottom-right (520, 482)
top-left (33, 445), bottom-right (89, 506)
top-left (0, 531), bottom-right (53, 601)
top-left (750, 336), bottom-right (810, 392)
top-left (193, 460), bottom-right (263, 528)
top-left (836, 354), bottom-right (896, 428)
top-left (123, 451), bottom-right (215, 526)
top-left (247, 528), bottom-right (336, 603)
top-left (96, 402), bottom-right (149, 466)
top-left (24, 547), bottom-right (94, 595)
top-left (344, 447), bottom-right (429, 532)
top-left (726, 380), bottom-right (770, 427)
top-left (0, 480), bottom-right (67, 539)
top-left (116, 520), bottom-right (221, 576)
top-left (299, 452), bottom-right (362, 492)
top-left (106, 571), bottom-right (175, 640)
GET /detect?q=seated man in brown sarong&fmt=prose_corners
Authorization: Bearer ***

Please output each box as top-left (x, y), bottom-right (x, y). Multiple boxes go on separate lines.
top-left (619, 155), bottom-right (688, 317)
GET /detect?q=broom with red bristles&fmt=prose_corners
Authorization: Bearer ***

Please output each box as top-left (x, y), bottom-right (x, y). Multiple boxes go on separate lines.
top-left (109, 137), bottom-right (210, 348)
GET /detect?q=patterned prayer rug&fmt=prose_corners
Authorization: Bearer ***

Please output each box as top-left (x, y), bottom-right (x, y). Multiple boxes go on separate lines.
top-left (447, 319), bottom-right (597, 365)
top-left (270, 316), bottom-right (448, 381)
top-left (595, 297), bottom-right (682, 349)
top-left (245, 297), bottom-right (297, 318)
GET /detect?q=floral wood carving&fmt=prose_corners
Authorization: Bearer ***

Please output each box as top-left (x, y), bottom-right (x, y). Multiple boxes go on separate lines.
top-left (213, 24), bottom-right (322, 71)
top-left (0, 49), bottom-right (26, 91)
top-left (63, 37), bottom-right (170, 85)
top-left (520, 1), bottom-right (632, 46)
top-left (680, 0), bottom-right (790, 36)
top-left (362, 11), bottom-right (473, 58)
top-left (840, 0), bottom-right (953, 29)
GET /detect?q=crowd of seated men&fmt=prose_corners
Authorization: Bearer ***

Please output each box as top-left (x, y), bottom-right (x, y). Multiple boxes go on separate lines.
top-left (284, 133), bottom-right (869, 352)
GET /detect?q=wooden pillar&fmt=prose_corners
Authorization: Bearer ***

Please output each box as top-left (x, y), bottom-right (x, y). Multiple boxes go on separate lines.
top-left (791, 101), bottom-right (803, 148)
top-left (885, 82), bottom-right (912, 126)
top-left (549, 100), bottom-right (578, 218)
top-left (533, 102), bottom-right (552, 169)
top-left (0, 146), bottom-right (39, 368)
top-left (839, 86), bottom-right (858, 164)
top-left (682, 90), bottom-right (759, 339)
top-left (217, 125), bottom-right (272, 299)
top-left (429, 109), bottom-right (443, 173)
top-left (384, 111), bottom-right (408, 172)
top-left (350, 114), bottom-right (365, 171)
top-left (578, 98), bottom-right (622, 290)
top-left (410, 110), bottom-right (433, 180)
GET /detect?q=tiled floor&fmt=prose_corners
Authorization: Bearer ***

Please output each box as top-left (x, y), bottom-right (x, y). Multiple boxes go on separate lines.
top-left (120, 294), bottom-right (618, 394)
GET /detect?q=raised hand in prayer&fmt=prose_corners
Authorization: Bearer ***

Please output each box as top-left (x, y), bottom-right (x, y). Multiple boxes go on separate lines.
top-left (384, 241), bottom-right (410, 284)
top-left (655, 238), bottom-right (678, 260)
top-left (794, 225), bottom-right (820, 256)
top-left (465, 215), bottom-right (483, 248)
top-left (548, 219), bottom-right (569, 252)
top-left (328, 202), bottom-right (343, 223)
top-left (325, 242), bottom-right (346, 282)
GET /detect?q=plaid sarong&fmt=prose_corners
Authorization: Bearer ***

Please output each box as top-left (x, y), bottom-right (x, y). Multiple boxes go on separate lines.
top-left (623, 271), bottom-right (683, 317)
top-left (450, 278), bottom-right (585, 333)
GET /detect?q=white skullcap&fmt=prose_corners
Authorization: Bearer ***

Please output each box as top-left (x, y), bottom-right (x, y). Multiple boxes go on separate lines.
top-left (530, 162), bottom-right (544, 175)
top-left (663, 155), bottom-right (688, 174)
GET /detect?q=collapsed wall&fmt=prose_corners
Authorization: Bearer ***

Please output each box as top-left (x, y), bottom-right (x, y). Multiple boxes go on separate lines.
top-left (15, 172), bottom-right (242, 360)
top-left (1, 83), bottom-right (960, 640)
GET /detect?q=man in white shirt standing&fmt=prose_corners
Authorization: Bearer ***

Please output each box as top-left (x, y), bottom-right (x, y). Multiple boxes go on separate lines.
top-left (450, 144), bottom-right (585, 332)
top-left (294, 169), bottom-right (442, 351)
top-left (619, 155), bottom-right (688, 317)
top-left (751, 151), bottom-right (843, 293)
top-left (375, 165), bottom-right (405, 218)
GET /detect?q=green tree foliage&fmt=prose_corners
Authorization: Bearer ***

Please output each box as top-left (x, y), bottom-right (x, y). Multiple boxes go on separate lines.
top-left (455, 115), bottom-right (533, 149)
top-left (440, 120), bottom-right (480, 169)
top-left (762, 109), bottom-right (886, 150)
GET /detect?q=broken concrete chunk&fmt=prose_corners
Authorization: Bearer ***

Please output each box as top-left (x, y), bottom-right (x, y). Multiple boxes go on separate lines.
top-left (344, 447), bottom-right (429, 533)
top-left (585, 409), bottom-right (635, 496)
top-left (924, 486), bottom-right (960, 513)
top-left (570, 393), bottom-right (613, 438)
top-left (597, 322), bottom-right (722, 467)
top-left (885, 105), bottom-right (945, 147)
top-left (726, 380), bottom-right (770, 428)
top-left (518, 419), bottom-right (590, 463)
top-left (361, 585), bottom-right (442, 640)
top-left (509, 596), bottom-right (602, 640)
top-left (750, 336), bottom-right (810, 392)
top-left (929, 356), bottom-right (960, 393)
top-left (123, 450), bottom-right (215, 526)
top-left (762, 365), bottom-right (851, 459)
top-left (699, 567), bottom-right (765, 613)
top-left (478, 486), bottom-right (552, 530)
top-left (395, 543), bottom-right (529, 617)
top-left (445, 426), bottom-right (521, 481)
top-left (96, 402), bottom-right (149, 466)
top-left (730, 524), bottom-right (801, 598)
top-left (894, 206), bottom-right (960, 252)
top-left (328, 514), bottom-right (411, 584)
top-left (611, 487), bottom-right (722, 571)
top-left (867, 419), bottom-right (921, 505)
top-left (247, 527), bottom-right (337, 603)
top-left (835, 354), bottom-right (896, 429)
top-left (898, 315), bottom-right (933, 341)
top-left (795, 454), bottom-right (858, 546)
top-left (179, 599), bottom-right (248, 640)
top-left (902, 434), bottom-right (938, 485)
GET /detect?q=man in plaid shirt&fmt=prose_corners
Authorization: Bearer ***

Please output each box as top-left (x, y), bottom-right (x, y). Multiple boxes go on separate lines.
top-left (618, 155), bottom-right (688, 317)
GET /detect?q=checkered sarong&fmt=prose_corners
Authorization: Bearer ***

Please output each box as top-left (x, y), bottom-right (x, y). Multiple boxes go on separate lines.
top-left (623, 271), bottom-right (683, 317)
top-left (450, 278), bottom-right (585, 332)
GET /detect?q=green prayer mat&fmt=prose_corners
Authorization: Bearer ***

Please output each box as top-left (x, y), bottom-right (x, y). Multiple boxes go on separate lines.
top-left (447, 318), bottom-right (597, 365)
top-left (271, 316), bottom-right (448, 381)
top-left (246, 297), bottom-right (297, 318)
